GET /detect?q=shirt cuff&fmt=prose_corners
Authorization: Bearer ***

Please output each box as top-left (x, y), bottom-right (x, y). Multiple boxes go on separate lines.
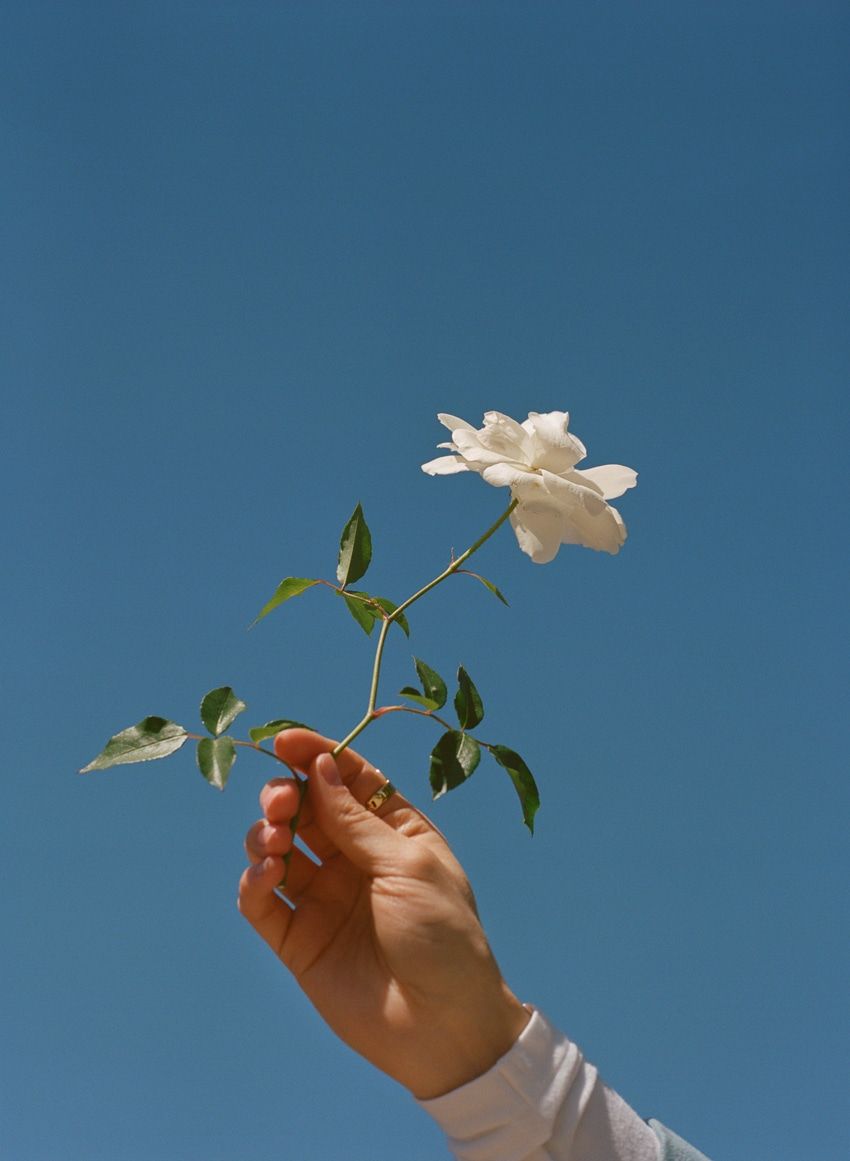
top-left (416, 1007), bottom-right (590, 1160)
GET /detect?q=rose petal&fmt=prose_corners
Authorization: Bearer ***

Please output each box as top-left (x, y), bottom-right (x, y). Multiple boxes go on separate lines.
top-left (470, 414), bottom-right (530, 462)
top-left (575, 504), bottom-right (626, 554)
top-left (521, 411), bottom-right (587, 473)
top-left (452, 428), bottom-right (513, 468)
top-left (522, 472), bottom-right (628, 554)
top-left (509, 505), bottom-right (565, 564)
top-left (539, 470), bottom-right (607, 515)
top-left (480, 462), bottom-right (536, 489)
top-left (574, 464), bottom-right (638, 500)
top-left (421, 455), bottom-right (470, 475)
top-left (437, 413), bottom-right (475, 433)
top-left (553, 492), bottom-right (627, 553)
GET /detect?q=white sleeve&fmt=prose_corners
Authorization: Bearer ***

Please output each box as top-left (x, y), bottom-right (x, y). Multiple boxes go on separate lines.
top-left (417, 1008), bottom-right (660, 1161)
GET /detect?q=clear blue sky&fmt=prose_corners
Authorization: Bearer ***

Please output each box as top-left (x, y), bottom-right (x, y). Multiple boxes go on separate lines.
top-left (2, 4), bottom-right (847, 1159)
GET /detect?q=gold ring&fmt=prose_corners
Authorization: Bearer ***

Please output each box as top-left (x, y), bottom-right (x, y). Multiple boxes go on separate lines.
top-left (365, 780), bottom-right (397, 812)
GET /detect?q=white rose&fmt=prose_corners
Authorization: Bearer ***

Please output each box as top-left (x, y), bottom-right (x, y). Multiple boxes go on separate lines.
top-left (422, 410), bottom-right (637, 563)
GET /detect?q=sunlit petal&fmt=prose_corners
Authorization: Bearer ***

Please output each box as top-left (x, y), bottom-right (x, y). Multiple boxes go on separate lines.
top-left (421, 455), bottom-right (470, 475)
top-left (521, 410), bottom-right (587, 473)
top-left (474, 413), bottom-right (530, 462)
top-left (481, 462), bottom-right (535, 489)
top-left (574, 464), bottom-right (638, 500)
top-left (509, 505), bottom-right (564, 564)
top-left (452, 428), bottom-right (512, 467)
top-left (539, 470), bottom-right (606, 515)
top-left (437, 413), bottom-right (475, 433)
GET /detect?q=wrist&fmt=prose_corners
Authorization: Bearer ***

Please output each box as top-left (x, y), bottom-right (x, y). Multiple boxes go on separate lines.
top-left (405, 986), bottom-right (530, 1101)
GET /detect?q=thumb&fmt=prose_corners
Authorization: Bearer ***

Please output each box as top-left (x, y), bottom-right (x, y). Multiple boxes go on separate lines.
top-left (308, 752), bottom-right (404, 873)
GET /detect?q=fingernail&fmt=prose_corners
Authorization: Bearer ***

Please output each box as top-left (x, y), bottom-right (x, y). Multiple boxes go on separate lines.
top-left (316, 753), bottom-right (342, 786)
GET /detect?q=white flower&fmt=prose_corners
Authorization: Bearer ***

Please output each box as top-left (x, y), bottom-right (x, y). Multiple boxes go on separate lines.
top-left (422, 410), bottom-right (637, 563)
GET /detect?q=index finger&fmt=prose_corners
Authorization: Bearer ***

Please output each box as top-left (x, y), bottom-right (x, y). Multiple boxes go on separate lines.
top-left (273, 728), bottom-right (444, 848)
top-left (273, 727), bottom-right (380, 785)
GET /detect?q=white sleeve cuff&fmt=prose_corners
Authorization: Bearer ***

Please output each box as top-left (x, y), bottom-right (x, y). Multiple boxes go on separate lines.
top-left (417, 1008), bottom-right (659, 1161)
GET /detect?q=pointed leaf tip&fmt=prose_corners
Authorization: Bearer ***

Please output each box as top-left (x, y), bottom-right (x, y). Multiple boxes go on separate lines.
top-left (465, 571), bottom-right (509, 606)
top-left (200, 687), bottom-right (247, 737)
top-left (489, 745), bottom-right (540, 834)
top-left (454, 666), bottom-right (484, 730)
top-left (413, 657), bottom-right (448, 710)
top-left (252, 577), bottom-right (318, 626)
top-left (79, 717), bottom-right (188, 773)
top-left (337, 503), bottom-right (372, 587)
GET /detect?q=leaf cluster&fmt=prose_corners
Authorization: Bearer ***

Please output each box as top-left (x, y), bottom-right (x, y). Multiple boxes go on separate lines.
top-left (399, 658), bottom-right (539, 833)
top-left (80, 501), bottom-right (541, 832)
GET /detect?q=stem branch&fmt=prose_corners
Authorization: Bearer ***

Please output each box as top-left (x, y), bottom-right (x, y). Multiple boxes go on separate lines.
top-left (332, 498), bottom-right (517, 761)
top-left (280, 497), bottom-right (517, 883)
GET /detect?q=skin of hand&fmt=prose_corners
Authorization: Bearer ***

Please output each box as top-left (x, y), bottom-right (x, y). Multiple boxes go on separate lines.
top-left (238, 728), bottom-right (529, 1100)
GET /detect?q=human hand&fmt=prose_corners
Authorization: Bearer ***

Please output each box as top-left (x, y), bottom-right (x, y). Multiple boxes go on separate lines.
top-left (238, 729), bottom-right (529, 1099)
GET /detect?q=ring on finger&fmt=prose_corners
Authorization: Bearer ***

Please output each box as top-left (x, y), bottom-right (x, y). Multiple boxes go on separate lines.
top-left (365, 777), bottom-right (397, 813)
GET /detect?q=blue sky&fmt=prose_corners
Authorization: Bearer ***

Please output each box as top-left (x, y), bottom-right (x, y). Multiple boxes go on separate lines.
top-left (2, 4), bottom-right (847, 1159)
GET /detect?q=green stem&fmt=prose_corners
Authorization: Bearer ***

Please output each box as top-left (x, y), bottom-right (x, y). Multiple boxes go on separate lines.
top-left (331, 497), bottom-right (518, 759)
top-left (372, 703), bottom-right (454, 732)
top-left (281, 776), bottom-right (309, 885)
top-left (374, 703), bottom-right (497, 751)
top-left (280, 498), bottom-right (517, 889)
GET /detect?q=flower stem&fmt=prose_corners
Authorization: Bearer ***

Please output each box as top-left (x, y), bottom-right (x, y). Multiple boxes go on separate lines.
top-left (278, 498), bottom-right (517, 888)
top-left (372, 704), bottom-right (454, 732)
top-left (331, 497), bottom-right (518, 760)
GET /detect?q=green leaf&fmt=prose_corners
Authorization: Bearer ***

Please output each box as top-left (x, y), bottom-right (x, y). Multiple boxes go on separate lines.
top-left (371, 596), bottom-right (411, 637)
top-left (341, 591), bottom-right (410, 637)
top-left (413, 657), bottom-right (447, 710)
top-left (429, 731), bottom-right (481, 798)
top-left (454, 666), bottom-right (484, 730)
top-left (252, 577), bottom-right (318, 626)
top-left (337, 502), bottom-right (372, 587)
top-left (489, 745), bottom-right (540, 834)
top-left (196, 736), bottom-right (236, 790)
top-left (79, 717), bottom-right (188, 773)
top-left (248, 719), bottom-right (312, 744)
top-left (464, 570), bottom-right (509, 607)
top-left (398, 687), bottom-right (441, 711)
top-left (200, 687), bottom-right (247, 737)
top-left (342, 591), bottom-right (379, 635)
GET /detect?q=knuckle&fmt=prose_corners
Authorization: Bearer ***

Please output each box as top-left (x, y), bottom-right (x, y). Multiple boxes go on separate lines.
top-left (399, 845), bottom-right (439, 882)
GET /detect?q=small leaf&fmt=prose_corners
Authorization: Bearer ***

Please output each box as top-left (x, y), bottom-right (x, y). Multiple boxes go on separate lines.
top-left (249, 719), bottom-right (312, 744)
top-left (398, 686), bottom-right (441, 711)
top-left (342, 591), bottom-right (410, 637)
top-left (371, 596), bottom-right (410, 637)
top-left (337, 503), bottom-right (372, 586)
top-left (79, 717), bottom-right (188, 773)
top-left (252, 577), bottom-right (318, 626)
top-left (200, 687), bottom-right (247, 737)
top-left (342, 591), bottom-right (379, 635)
top-left (414, 657), bottom-right (447, 710)
top-left (429, 731), bottom-right (481, 798)
top-left (464, 570), bottom-right (509, 606)
top-left (489, 745), bottom-right (540, 834)
top-left (197, 736), bottom-right (236, 790)
top-left (454, 666), bottom-right (484, 730)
